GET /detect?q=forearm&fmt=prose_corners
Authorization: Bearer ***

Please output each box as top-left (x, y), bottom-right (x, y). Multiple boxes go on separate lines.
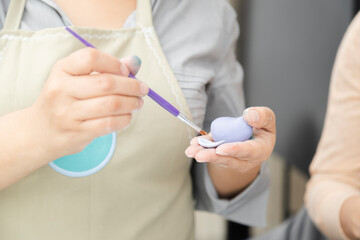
top-left (305, 178), bottom-right (360, 240)
top-left (0, 108), bottom-right (50, 190)
top-left (207, 162), bottom-right (260, 199)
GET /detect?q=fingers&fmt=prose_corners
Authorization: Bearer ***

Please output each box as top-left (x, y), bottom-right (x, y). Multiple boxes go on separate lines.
top-left (189, 134), bottom-right (213, 146)
top-left (185, 144), bottom-right (204, 157)
top-left (215, 141), bottom-right (257, 160)
top-left (80, 114), bottom-right (132, 137)
top-left (68, 73), bottom-right (149, 99)
top-left (73, 95), bottom-right (144, 120)
top-left (186, 140), bottom-right (258, 162)
top-left (120, 55), bottom-right (142, 76)
top-left (187, 134), bottom-right (256, 161)
top-left (58, 48), bottom-right (129, 76)
top-left (215, 138), bottom-right (273, 160)
top-left (243, 106), bottom-right (276, 133)
top-left (186, 147), bottom-right (253, 172)
top-left (186, 129), bottom-right (274, 171)
top-left (188, 135), bottom-right (273, 161)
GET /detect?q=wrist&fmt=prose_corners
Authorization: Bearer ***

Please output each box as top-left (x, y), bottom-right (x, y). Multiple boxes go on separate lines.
top-left (0, 108), bottom-right (55, 190)
top-left (13, 107), bottom-right (55, 166)
top-left (207, 162), bottom-right (260, 199)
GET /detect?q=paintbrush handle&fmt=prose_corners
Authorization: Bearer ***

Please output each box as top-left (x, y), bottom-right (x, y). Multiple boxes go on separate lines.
top-left (66, 27), bottom-right (95, 48)
top-left (65, 27), bottom-right (206, 134)
top-left (147, 89), bottom-right (180, 117)
top-left (128, 74), bottom-right (179, 117)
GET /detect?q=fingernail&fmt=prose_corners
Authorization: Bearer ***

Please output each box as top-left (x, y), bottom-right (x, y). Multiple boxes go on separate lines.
top-left (244, 109), bottom-right (259, 123)
top-left (185, 150), bottom-right (194, 158)
top-left (120, 63), bottom-right (128, 76)
top-left (216, 150), bottom-right (229, 156)
top-left (140, 82), bottom-right (149, 96)
top-left (132, 55), bottom-right (142, 67)
top-left (130, 55), bottom-right (141, 75)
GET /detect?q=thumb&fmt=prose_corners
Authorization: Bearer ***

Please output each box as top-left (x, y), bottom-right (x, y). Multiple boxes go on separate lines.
top-left (120, 55), bottom-right (142, 76)
top-left (243, 107), bottom-right (276, 133)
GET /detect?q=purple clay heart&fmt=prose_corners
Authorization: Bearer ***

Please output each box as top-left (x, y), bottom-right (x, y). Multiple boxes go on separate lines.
top-left (198, 116), bottom-right (253, 148)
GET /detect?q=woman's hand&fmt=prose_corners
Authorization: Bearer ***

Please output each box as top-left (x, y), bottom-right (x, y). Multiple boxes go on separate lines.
top-left (30, 48), bottom-right (148, 161)
top-left (340, 196), bottom-right (360, 240)
top-left (0, 49), bottom-right (147, 190)
top-left (185, 107), bottom-right (276, 197)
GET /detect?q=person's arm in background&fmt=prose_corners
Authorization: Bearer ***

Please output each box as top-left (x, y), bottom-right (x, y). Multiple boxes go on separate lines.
top-left (305, 12), bottom-right (360, 240)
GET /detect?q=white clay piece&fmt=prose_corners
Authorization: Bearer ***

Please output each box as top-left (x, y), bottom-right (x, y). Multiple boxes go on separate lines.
top-left (197, 138), bottom-right (225, 148)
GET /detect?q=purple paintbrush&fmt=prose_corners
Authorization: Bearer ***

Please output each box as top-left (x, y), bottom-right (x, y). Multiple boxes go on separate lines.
top-left (65, 27), bottom-right (207, 136)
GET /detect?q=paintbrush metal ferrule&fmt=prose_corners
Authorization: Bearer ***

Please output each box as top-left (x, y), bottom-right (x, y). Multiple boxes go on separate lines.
top-left (199, 129), bottom-right (207, 136)
top-left (177, 114), bottom-right (207, 135)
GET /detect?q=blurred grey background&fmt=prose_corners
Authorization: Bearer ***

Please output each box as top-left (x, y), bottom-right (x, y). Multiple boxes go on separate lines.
top-left (237, 0), bottom-right (354, 174)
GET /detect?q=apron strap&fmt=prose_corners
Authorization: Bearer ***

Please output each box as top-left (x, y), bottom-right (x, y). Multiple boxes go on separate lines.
top-left (136, 0), bottom-right (153, 28)
top-left (3, 0), bottom-right (26, 30)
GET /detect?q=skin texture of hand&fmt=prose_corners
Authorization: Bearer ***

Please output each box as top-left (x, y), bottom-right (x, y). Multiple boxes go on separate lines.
top-left (0, 48), bottom-right (147, 190)
top-left (185, 107), bottom-right (276, 198)
top-left (30, 48), bottom-right (148, 159)
top-left (340, 196), bottom-right (360, 240)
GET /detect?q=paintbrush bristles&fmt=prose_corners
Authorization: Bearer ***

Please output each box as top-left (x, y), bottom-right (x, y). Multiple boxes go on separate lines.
top-left (199, 130), bottom-right (207, 136)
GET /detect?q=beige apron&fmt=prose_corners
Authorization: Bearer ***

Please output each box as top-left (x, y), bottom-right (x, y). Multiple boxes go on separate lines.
top-left (0, 0), bottom-right (196, 239)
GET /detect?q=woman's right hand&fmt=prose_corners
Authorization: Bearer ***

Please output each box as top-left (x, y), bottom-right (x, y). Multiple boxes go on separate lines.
top-left (0, 48), bottom-right (147, 190)
top-left (29, 48), bottom-right (148, 161)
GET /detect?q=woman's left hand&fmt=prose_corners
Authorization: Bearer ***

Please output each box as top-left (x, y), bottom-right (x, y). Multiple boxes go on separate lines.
top-left (185, 106), bottom-right (276, 173)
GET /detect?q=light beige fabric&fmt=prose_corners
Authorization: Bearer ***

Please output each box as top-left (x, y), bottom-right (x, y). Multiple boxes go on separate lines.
top-left (305, 12), bottom-right (360, 240)
top-left (0, 0), bottom-right (196, 239)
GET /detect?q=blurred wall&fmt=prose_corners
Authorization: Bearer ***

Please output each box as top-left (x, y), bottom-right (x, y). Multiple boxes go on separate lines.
top-left (237, 0), bottom-right (354, 174)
